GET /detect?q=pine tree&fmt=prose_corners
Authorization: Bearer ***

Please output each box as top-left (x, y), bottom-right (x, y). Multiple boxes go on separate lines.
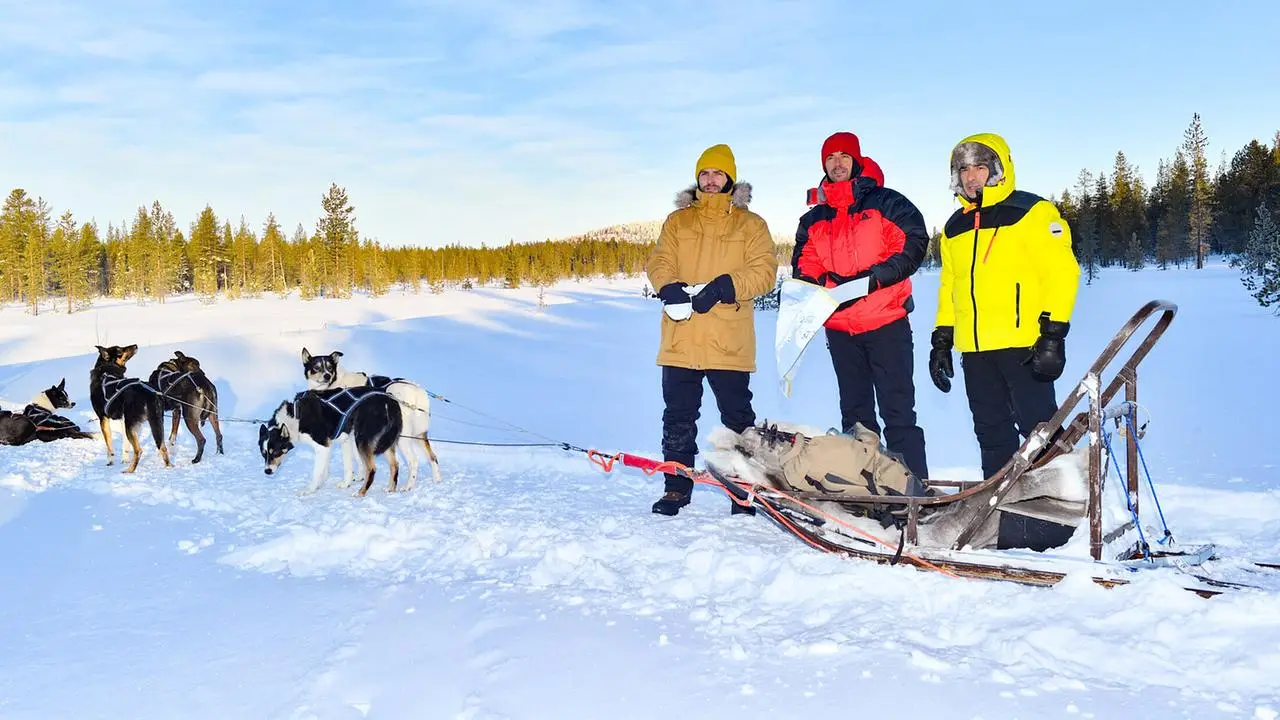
top-left (1235, 201), bottom-right (1280, 311)
top-left (0, 189), bottom-right (40, 304)
top-left (1109, 151), bottom-right (1148, 267)
top-left (259, 213), bottom-right (287, 295)
top-left (227, 216), bottom-right (257, 299)
top-left (1125, 231), bottom-right (1145, 270)
top-left (21, 197), bottom-right (52, 314)
top-left (317, 183), bottom-right (357, 298)
top-left (189, 206), bottom-right (221, 301)
top-left (221, 221), bottom-right (233, 291)
top-left (1183, 113), bottom-right (1213, 269)
top-left (503, 241), bottom-right (521, 288)
top-left (1157, 152), bottom-right (1192, 268)
top-left (51, 210), bottom-right (77, 312)
top-left (148, 200), bottom-right (180, 302)
top-left (1211, 140), bottom-right (1278, 255)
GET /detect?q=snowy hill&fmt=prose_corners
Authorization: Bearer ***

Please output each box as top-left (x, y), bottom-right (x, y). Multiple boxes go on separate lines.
top-left (553, 220), bottom-right (663, 245)
top-left (550, 220), bottom-right (794, 250)
top-left (1, 263), bottom-right (1278, 719)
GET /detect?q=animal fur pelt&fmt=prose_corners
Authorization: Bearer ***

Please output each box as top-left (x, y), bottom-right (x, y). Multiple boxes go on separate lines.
top-left (674, 181), bottom-right (753, 210)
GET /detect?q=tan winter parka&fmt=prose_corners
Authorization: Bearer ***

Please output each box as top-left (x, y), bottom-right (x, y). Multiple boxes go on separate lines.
top-left (645, 182), bottom-right (779, 372)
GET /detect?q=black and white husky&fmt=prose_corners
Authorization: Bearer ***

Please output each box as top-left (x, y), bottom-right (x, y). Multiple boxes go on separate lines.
top-left (0, 379), bottom-right (94, 445)
top-left (300, 348), bottom-right (442, 490)
top-left (259, 386), bottom-right (403, 496)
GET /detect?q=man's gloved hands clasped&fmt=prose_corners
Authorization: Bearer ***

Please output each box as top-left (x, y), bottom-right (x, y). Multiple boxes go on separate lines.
top-left (657, 282), bottom-right (690, 305)
top-left (658, 282), bottom-right (692, 321)
top-left (929, 326), bottom-right (954, 393)
top-left (1025, 314), bottom-right (1069, 381)
top-left (690, 274), bottom-right (736, 314)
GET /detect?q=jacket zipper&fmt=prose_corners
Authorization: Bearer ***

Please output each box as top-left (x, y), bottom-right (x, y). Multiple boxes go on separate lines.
top-left (1015, 282), bottom-right (1021, 328)
top-left (969, 211), bottom-right (981, 351)
top-left (981, 227), bottom-right (1000, 263)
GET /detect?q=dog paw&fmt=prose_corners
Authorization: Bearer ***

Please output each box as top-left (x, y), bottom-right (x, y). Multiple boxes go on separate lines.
top-left (296, 489), bottom-right (317, 498)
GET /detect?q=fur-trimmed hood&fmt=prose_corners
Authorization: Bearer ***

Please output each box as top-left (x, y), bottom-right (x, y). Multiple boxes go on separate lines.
top-left (674, 181), bottom-right (753, 210)
top-left (950, 132), bottom-right (1016, 209)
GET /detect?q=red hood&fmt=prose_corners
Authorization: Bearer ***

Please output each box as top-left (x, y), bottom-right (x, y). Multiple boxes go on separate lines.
top-left (860, 156), bottom-right (884, 186)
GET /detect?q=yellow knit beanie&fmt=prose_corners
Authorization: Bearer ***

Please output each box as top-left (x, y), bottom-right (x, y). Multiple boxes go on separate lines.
top-left (695, 144), bottom-right (737, 184)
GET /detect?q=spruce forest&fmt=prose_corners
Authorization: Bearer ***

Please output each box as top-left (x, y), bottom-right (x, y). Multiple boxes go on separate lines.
top-left (1, 114), bottom-right (1277, 315)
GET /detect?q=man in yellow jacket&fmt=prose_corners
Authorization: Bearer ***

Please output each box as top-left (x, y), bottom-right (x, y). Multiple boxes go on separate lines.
top-left (645, 143), bottom-right (779, 515)
top-left (929, 133), bottom-right (1081, 480)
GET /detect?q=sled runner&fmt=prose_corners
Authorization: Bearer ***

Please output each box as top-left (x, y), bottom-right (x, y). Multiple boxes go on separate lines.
top-left (636, 299), bottom-right (1279, 596)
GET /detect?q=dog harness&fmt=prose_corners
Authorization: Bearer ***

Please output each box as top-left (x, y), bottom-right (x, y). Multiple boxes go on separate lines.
top-left (99, 374), bottom-right (150, 414)
top-left (21, 404), bottom-right (80, 432)
top-left (154, 364), bottom-right (195, 396)
top-left (307, 386), bottom-right (397, 441)
top-left (367, 375), bottom-right (409, 391)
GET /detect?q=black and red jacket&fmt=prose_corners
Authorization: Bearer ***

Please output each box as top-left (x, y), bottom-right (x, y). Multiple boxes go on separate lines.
top-left (791, 161), bottom-right (929, 335)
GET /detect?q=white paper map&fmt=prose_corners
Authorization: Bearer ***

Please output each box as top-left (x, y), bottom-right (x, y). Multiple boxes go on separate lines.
top-left (774, 276), bottom-right (870, 397)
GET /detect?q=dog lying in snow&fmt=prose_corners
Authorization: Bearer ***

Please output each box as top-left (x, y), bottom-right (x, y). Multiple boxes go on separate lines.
top-left (0, 379), bottom-right (93, 445)
top-left (259, 387), bottom-right (404, 496)
top-left (300, 348), bottom-right (442, 491)
top-left (148, 350), bottom-right (224, 463)
top-left (89, 344), bottom-right (172, 472)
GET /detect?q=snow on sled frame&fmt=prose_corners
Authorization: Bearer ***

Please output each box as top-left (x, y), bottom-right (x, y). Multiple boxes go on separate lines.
top-left (705, 299), bottom-right (1279, 595)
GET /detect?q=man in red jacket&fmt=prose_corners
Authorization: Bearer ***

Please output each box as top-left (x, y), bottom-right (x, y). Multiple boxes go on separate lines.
top-left (791, 131), bottom-right (930, 481)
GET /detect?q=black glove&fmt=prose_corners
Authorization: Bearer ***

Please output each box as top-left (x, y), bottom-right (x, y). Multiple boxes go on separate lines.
top-left (1025, 314), bottom-right (1069, 381)
top-left (691, 274), bottom-right (735, 313)
top-left (657, 282), bottom-right (690, 305)
top-left (929, 326), bottom-right (954, 393)
top-left (797, 272), bottom-right (827, 286)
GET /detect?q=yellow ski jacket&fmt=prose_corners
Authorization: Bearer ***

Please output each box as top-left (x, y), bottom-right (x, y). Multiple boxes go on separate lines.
top-left (936, 132), bottom-right (1081, 353)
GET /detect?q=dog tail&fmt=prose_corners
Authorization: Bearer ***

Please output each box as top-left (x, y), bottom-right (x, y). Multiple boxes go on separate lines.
top-left (147, 392), bottom-right (167, 448)
top-left (371, 398), bottom-right (403, 457)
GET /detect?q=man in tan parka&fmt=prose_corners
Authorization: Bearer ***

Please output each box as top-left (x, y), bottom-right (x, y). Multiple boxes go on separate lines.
top-left (645, 143), bottom-right (779, 516)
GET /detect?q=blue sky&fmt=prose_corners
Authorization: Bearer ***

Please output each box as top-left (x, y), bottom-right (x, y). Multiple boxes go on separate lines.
top-left (1, 0), bottom-right (1277, 248)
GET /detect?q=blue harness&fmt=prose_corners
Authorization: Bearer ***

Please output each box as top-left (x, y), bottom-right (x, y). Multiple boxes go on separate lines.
top-left (304, 385), bottom-right (396, 441)
top-left (154, 364), bottom-right (195, 396)
top-left (21, 404), bottom-right (79, 432)
top-left (100, 374), bottom-right (149, 414)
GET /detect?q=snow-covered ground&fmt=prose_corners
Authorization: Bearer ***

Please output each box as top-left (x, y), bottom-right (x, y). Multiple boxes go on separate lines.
top-left (2, 264), bottom-right (1278, 719)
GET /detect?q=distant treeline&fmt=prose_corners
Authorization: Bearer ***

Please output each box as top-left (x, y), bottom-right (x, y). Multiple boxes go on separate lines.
top-left (1052, 114), bottom-right (1280, 279)
top-left (3, 113), bottom-right (1276, 314)
top-left (0, 183), bottom-right (666, 314)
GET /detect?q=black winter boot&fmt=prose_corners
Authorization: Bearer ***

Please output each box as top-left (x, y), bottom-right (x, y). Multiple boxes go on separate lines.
top-left (652, 490), bottom-right (691, 516)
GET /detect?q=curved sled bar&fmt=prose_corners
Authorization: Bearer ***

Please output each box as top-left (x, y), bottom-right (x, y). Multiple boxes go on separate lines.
top-left (949, 299), bottom-right (1178, 555)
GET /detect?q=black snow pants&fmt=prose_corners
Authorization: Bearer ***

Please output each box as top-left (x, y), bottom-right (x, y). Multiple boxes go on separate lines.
top-left (660, 365), bottom-right (756, 495)
top-left (961, 347), bottom-right (1059, 479)
top-left (825, 316), bottom-right (929, 481)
